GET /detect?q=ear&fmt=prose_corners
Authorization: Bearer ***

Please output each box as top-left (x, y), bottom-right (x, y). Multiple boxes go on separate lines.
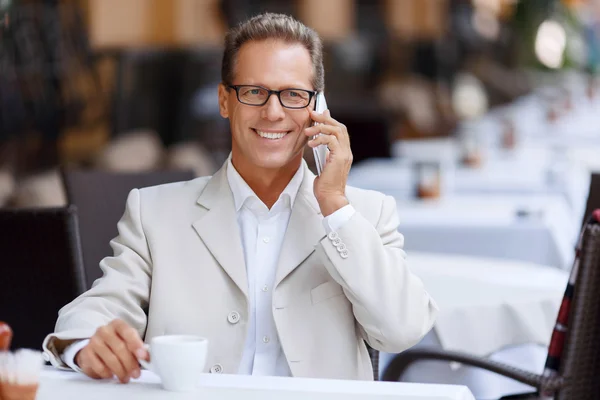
top-left (218, 83), bottom-right (230, 118)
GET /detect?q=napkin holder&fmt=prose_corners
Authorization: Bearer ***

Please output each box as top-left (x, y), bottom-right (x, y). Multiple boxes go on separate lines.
top-left (413, 161), bottom-right (442, 199)
top-left (458, 121), bottom-right (484, 168)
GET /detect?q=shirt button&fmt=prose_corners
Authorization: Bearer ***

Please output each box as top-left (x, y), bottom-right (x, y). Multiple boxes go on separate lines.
top-left (210, 364), bottom-right (223, 374)
top-left (262, 285), bottom-right (269, 292)
top-left (227, 311), bottom-right (240, 324)
top-left (262, 237), bottom-right (270, 243)
top-left (262, 336), bottom-right (270, 344)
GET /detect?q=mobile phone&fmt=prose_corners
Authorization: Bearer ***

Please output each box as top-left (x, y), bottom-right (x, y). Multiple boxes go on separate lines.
top-left (312, 92), bottom-right (328, 175)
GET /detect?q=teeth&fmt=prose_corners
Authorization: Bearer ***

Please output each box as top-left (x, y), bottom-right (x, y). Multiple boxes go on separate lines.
top-left (256, 130), bottom-right (287, 140)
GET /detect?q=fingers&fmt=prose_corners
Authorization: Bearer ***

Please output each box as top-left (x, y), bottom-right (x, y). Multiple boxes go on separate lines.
top-left (93, 329), bottom-right (130, 383)
top-left (77, 347), bottom-right (112, 379)
top-left (305, 123), bottom-right (343, 139)
top-left (307, 133), bottom-right (340, 152)
top-left (307, 122), bottom-right (353, 170)
top-left (103, 328), bottom-right (141, 381)
top-left (306, 111), bottom-right (350, 147)
top-left (113, 319), bottom-right (147, 361)
top-left (77, 319), bottom-right (143, 383)
top-left (309, 109), bottom-right (339, 126)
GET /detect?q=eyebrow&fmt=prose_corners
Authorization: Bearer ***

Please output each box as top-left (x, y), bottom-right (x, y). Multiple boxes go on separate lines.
top-left (240, 82), bottom-right (313, 91)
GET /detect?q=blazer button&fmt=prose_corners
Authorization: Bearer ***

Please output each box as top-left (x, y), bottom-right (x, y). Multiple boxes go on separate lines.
top-left (336, 243), bottom-right (347, 252)
top-left (227, 311), bottom-right (240, 324)
top-left (340, 249), bottom-right (349, 259)
top-left (210, 364), bottom-right (223, 374)
top-left (328, 231), bottom-right (339, 240)
top-left (332, 237), bottom-right (342, 246)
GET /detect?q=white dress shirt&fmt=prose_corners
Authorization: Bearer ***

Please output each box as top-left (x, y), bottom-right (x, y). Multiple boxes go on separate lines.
top-left (62, 159), bottom-right (355, 376)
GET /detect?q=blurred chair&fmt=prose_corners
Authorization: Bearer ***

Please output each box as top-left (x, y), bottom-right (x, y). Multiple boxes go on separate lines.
top-left (94, 129), bottom-right (164, 172)
top-left (61, 169), bottom-right (195, 289)
top-left (0, 169), bottom-right (15, 207)
top-left (11, 170), bottom-right (66, 208)
top-left (382, 210), bottom-right (600, 399)
top-left (165, 141), bottom-right (218, 177)
top-left (0, 206), bottom-right (86, 350)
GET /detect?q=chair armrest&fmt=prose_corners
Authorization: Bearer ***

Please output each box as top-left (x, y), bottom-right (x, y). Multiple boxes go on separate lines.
top-left (381, 348), bottom-right (564, 394)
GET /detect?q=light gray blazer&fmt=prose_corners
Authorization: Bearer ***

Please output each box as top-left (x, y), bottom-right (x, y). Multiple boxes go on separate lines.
top-left (43, 161), bottom-right (437, 380)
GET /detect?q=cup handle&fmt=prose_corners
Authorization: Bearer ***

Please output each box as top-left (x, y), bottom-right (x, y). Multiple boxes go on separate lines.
top-left (137, 344), bottom-right (153, 372)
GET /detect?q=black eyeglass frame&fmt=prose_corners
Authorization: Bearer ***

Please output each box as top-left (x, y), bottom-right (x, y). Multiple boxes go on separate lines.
top-left (227, 84), bottom-right (317, 109)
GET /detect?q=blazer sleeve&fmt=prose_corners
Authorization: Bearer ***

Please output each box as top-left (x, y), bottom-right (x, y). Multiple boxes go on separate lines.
top-left (315, 194), bottom-right (438, 353)
top-left (42, 188), bottom-right (152, 368)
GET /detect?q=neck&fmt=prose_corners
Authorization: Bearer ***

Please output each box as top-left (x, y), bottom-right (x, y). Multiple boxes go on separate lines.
top-left (231, 153), bottom-right (303, 209)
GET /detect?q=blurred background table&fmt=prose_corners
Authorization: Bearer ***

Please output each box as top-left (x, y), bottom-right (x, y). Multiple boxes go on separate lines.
top-left (397, 194), bottom-right (577, 269)
top-left (348, 138), bottom-right (592, 269)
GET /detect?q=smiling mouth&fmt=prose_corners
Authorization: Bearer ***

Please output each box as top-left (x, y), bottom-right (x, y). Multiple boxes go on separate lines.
top-left (253, 129), bottom-right (289, 140)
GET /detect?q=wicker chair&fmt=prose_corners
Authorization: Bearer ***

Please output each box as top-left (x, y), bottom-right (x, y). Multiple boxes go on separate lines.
top-left (61, 169), bottom-right (194, 289)
top-left (583, 173), bottom-right (600, 229)
top-left (366, 343), bottom-right (379, 380)
top-left (382, 210), bottom-right (600, 399)
top-left (0, 206), bottom-right (86, 350)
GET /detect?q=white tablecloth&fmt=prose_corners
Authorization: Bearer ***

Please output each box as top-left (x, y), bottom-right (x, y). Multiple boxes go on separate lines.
top-left (396, 194), bottom-right (577, 269)
top-left (380, 252), bottom-right (568, 399)
top-left (567, 148), bottom-right (600, 173)
top-left (349, 151), bottom-right (590, 224)
top-left (36, 366), bottom-right (474, 400)
top-left (409, 252), bottom-right (567, 356)
top-left (478, 90), bottom-right (600, 172)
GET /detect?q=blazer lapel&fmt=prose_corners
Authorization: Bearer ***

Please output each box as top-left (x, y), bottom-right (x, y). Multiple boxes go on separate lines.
top-left (275, 163), bottom-right (326, 288)
top-left (192, 165), bottom-right (248, 298)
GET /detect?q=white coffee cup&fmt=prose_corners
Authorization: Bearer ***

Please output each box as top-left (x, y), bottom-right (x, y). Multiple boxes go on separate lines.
top-left (138, 335), bottom-right (208, 392)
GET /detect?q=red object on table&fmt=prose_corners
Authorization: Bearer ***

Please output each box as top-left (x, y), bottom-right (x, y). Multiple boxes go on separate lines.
top-left (0, 321), bottom-right (12, 351)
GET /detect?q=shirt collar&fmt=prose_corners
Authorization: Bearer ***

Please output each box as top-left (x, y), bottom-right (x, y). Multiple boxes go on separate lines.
top-left (226, 156), bottom-right (304, 213)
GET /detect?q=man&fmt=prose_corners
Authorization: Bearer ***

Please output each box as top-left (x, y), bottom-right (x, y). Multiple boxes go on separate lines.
top-left (43, 13), bottom-right (437, 382)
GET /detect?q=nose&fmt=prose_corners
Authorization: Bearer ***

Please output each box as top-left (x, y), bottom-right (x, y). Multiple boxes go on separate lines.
top-left (261, 93), bottom-right (286, 121)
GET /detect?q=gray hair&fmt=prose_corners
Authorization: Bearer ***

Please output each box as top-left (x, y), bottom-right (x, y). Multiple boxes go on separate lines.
top-left (222, 12), bottom-right (324, 92)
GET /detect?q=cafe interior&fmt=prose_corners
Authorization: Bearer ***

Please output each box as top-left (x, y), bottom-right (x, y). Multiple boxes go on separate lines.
top-left (1, 0), bottom-right (600, 399)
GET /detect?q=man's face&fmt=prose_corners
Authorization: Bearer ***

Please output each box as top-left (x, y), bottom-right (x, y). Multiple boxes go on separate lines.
top-left (218, 39), bottom-right (314, 171)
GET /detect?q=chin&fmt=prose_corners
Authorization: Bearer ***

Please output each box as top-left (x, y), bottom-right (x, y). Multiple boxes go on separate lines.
top-left (252, 152), bottom-right (299, 170)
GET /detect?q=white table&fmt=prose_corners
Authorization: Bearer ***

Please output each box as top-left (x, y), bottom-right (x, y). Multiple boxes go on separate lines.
top-left (380, 252), bottom-right (568, 399)
top-left (408, 252), bottom-right (568, 356)
top-left (37, 366), bottom-right (475, 400)
top-left (349, 151), bottom-right (590, 222)
top-left (396, 194), bottom-right (577, 269)
top-left (567, 147), bottom-right (600, 173)
top-left (479, 90), bottom-right (600, 171)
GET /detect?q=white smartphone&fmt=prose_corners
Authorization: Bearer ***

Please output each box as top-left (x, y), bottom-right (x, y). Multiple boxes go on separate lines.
top-left (312, 92), bottom-right (329, 175)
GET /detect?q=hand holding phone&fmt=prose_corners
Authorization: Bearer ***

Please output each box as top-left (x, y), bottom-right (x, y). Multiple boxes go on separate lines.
top-left (312, 92), bottom-right (328, 175)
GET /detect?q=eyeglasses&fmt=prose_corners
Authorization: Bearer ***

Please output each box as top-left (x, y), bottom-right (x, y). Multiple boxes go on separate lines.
top-left (227, 85), bottom-right (316, 109)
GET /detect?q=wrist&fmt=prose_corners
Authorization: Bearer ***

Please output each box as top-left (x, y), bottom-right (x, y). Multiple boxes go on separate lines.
top-left (318, 195), bottom-right (349, 217)
top-left (74, 351), bottom-right (83, 367)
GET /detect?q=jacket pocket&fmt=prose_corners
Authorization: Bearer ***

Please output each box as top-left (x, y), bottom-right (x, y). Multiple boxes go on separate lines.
top-left (310, 281), bottom-right (344, 304)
